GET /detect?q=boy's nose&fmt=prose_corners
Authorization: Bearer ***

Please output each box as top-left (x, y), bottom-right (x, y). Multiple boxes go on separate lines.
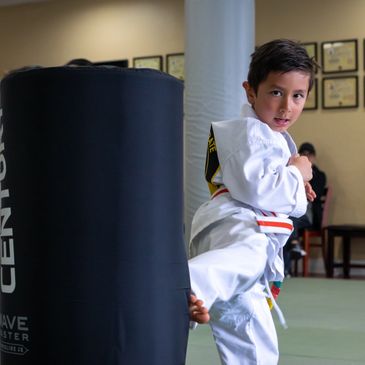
top-left (279, 98), bottom-right (292, 113)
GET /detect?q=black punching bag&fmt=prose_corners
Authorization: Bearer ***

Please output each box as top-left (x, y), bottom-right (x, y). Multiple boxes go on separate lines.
top-left (0, 66), bottom-right (190, 364)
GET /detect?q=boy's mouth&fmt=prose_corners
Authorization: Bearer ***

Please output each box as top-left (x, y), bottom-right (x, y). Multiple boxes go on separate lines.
top-left (274, 117), bottom-right (289, 126)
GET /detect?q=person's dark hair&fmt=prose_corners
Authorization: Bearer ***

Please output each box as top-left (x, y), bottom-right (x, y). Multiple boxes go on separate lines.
top-left (247, 39), bottom-right (317, 93)
top-left (298, 142), bottom-right (316, 156)
top-left (66, 58), bottom-right (93, 66)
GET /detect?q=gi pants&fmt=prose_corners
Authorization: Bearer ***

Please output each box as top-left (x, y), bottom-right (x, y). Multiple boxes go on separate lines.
top-left (189, 207), bottom-right (283, 365)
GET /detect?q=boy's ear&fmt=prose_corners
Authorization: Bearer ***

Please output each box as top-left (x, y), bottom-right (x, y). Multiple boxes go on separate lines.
top-left (242, 81), bottom-right (256, 105)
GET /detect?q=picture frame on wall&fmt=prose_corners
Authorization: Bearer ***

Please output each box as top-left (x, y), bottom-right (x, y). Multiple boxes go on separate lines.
top-left (166, 53), bottom-right (185, 81)
top-left (321, 39), bottom-right (358, 73)
top-left (302, 42), bottom-right (318, 73)
top-left (304, 78), bottom-right (318, 110)
top-left (322, 76), bottom-right (358, 109)
top-left (133, 55), bottom-right (163, 70)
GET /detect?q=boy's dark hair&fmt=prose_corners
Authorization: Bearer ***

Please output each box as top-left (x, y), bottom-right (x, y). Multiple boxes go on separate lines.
top-left (247, 39), bottom-right (317, 93)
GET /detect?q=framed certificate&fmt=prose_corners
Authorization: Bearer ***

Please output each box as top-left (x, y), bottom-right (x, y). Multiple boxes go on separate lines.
top-left (133, 56), bottom-right (163, 70)
top-left (302, 42), bottom-right (318, 73)
top-left (166, 53), bottom-right (185, 81)
top-left (304, 78), bottom-right (318, 110)
top-left (321, 39), bottom-right (358, 73)
top-left (322, 76), bottom-right (358, 109)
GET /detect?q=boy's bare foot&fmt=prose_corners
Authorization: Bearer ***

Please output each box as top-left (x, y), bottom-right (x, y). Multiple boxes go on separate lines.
top-left (189, 294), bottom-right (210, 323)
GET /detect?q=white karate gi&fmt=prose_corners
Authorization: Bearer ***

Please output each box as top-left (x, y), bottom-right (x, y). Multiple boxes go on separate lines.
top-left (188, 104), bottom-right (308, 365)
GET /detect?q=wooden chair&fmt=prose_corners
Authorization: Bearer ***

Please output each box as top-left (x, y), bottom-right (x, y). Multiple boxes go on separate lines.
top-left (301, 185), bottom-right (333, 277)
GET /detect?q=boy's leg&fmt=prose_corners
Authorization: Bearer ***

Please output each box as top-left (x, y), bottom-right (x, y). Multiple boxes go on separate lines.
top-left (209, 281), bottom-right (278, 365)
top-left (188, 213), bottom-right (269, 310)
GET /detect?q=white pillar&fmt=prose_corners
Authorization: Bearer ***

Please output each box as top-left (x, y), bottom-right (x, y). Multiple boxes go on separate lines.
top-left (184, 0), bottom-right (255, 244)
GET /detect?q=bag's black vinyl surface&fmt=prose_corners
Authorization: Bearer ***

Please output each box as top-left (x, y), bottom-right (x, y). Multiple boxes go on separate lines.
top-left (0, 66), bottom-right (189, 365)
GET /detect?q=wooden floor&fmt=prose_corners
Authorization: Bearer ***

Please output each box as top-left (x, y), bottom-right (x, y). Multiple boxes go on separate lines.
top-left (186, 277), bottom-right (365, 365)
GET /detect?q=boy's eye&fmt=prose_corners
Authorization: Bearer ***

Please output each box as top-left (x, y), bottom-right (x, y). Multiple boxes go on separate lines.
top-left (293, 93), bottom-right (305, 99)
top-left (271, 90), bottom-right (282, 96)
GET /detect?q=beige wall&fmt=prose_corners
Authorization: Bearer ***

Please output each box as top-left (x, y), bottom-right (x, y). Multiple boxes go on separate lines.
top-left (0, 0), bottom-right (364, 260)
top-left (0, 0), bottom-right (184, 73)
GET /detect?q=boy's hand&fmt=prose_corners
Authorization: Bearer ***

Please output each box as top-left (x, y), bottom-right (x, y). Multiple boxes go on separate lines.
top-left (305, 182), bottom-right (316, 202)
top-left (288, 154), bottom-right (313, 182)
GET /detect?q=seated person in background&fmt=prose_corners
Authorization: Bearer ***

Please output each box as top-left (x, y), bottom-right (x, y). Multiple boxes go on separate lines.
top-left (284, 142), bottom-right (327, 276)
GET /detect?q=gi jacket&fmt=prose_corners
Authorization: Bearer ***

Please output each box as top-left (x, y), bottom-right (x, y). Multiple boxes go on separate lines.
top-left (190, 104), bottom-right (308, 282)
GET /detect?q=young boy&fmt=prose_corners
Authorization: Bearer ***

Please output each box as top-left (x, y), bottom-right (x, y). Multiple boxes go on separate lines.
top-left (188, 39), bottom-right (317, 365)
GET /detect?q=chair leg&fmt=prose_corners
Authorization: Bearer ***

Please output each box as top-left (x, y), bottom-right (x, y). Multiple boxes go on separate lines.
top-left (302, 255), bottom-right (308, 277)
top-left (302, 231), bottom-right (310, 277)
top-left (321, 229), bottom-right (328, 276)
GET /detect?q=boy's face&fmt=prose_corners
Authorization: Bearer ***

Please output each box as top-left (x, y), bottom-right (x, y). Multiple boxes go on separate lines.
top-left (243, 71), bottom-right (310, 133)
